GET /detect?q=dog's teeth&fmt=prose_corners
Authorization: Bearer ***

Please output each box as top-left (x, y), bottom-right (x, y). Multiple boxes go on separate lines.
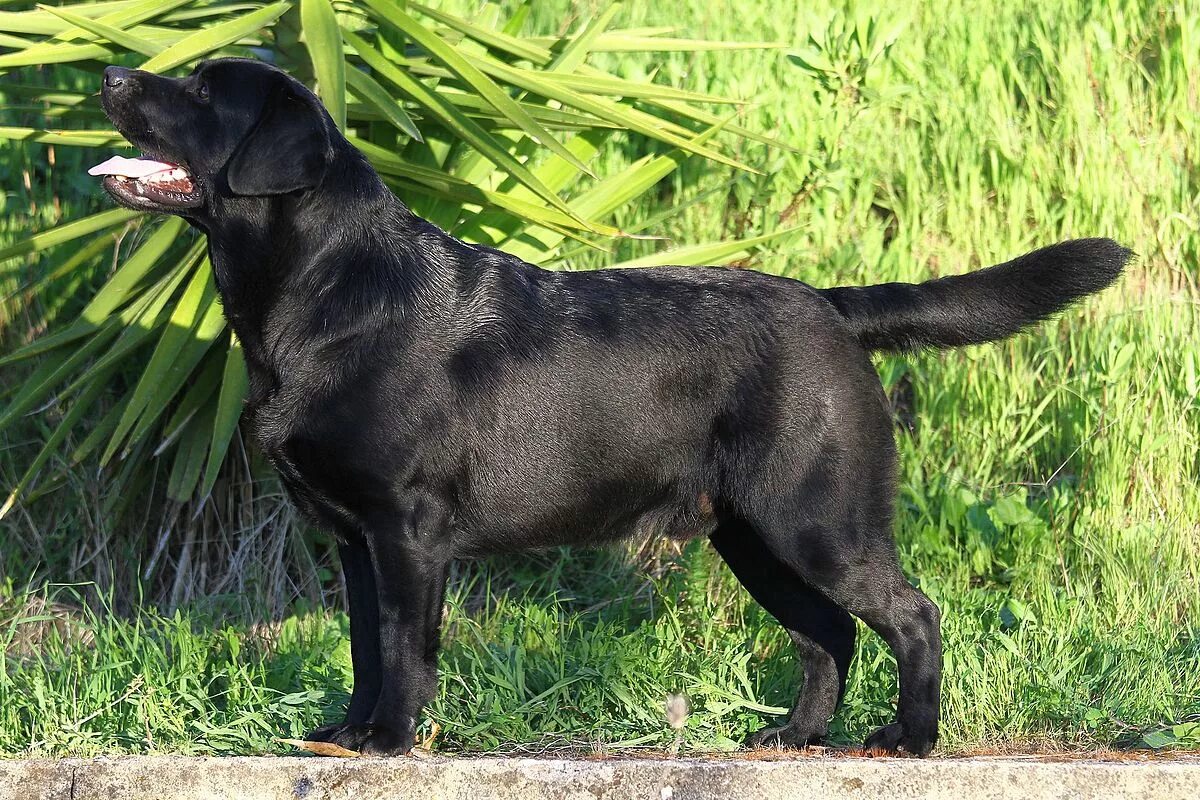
top-left (143, 167), bottom-right (188, 184)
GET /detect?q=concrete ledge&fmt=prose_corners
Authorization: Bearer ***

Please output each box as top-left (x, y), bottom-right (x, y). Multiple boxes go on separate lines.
top-left (3, 754), bottom-right (1200, 800)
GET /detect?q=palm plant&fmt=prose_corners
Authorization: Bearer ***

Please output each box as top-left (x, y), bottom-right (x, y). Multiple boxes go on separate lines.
top-left (0, 0), bottom-right (794, 524)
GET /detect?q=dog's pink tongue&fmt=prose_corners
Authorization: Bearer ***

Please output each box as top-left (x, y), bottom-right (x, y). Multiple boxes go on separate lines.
top-left (88, 155), bottom-right (175, 178)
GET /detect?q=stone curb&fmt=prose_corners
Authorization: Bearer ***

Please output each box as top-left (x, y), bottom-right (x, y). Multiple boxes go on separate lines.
top-left (3, 755), bottom-right (1200, 800)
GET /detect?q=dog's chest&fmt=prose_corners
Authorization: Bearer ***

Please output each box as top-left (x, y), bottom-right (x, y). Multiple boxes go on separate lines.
top-left (244, 380), bottom-right (383, 534)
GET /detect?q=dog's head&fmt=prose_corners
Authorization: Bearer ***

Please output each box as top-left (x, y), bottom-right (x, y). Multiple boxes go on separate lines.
top-left (93, 58), bottom-right (333, 215)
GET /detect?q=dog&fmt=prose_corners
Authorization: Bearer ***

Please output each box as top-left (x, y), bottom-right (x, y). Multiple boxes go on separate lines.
top-left (93, 57), bottom-right (1129, 756)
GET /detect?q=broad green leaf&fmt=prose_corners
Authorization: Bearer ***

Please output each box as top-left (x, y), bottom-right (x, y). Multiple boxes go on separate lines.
top-left (437, 93), bottom-right (616, 130)
top-left (0, 362), bottom-right (118, 520)
top-left (346, 66), bottom-right (422, 141)
top-left (57, 249), bottom-right (200, 400)
top-left (570, 117), bottom-right (730, 220)
top-left (80, 217), bottom-right (187, 323)
top-left (377, 101), bottom-right (615, 132)
top-left (0, 84), bottom-right (90, 106)
top-left (0, 40), bottom-right (117, 69)
top-left (388, 176), bottom-right (600, 249)
top-left (199, 337), bottom-right (248, 499)
top-left (344, 31), bottom-right (582, 222)
top-left (48, 0), bottom-right (194, 44)
top-left (69, 390), bottom-right (126, 468)
top-left (361, 0), bottom-right (595, 177)
top-left (301, 0), bottom-right (345, 130)
top-left (138, 1), bottom-right (290, 73)
top-left (500, 2), bottom-right (529, 36)
top-left (547, 5), bottom-right (619, 73)
top-left (119, 276), bottom-right (227, 459)
top-left (0, 208), bottom-right (136, 264)
top-left (396, 59), bottom-right (732, 142)
top-left (0, 1), bottom-right (152, 36)
top-left (0, 219), bottom-right (184, 367)
top-left (633, 93), bottom-right (798, 151)
top-left (156, 349), bottom-right (225, 457)
top-left (0, 32), bottom-right (34, 49)
top-left (532, 71), bottom-right (742, 105)
top-left (542, 34), bottom-right (785, 53)
top-left (167, 398), bottom-right (215, 502)
top-left (352, 135), bottom-right (618, 236)
top-left (456, 63), bottom-right (748, 154)
top-left (0, 26), bottom-right (186, 70)
top-left (457, 129), bottom-right (609, 248)
top-left (446, 5), bottom-right (620, 237)
top-left (160, 4), bottom-right (268, 26)
top-left (0, 127), bottom-right (124, 147)
top-left (610, 227), bottom-right (800, 268)
top-left (501, 122), bottom-right (729, 261)
top-left (101, 259), bottom-right (218, 463)
top-left (0, 319), bottom-right (121, 435)
top-left (457, 53), bottom-right (757, 174)
top-left (37, 4), bottom-right (164, 57)
top-left (1, 234), bottom-right (112, 331)
top-left (407, 2), bottom-right (550, 64)
top-left (0, 104), bottom-right (107, 120)
top-left (786, 48), bottom-right (836, 75)
top-left (553, 178), bottom-right (739, 266)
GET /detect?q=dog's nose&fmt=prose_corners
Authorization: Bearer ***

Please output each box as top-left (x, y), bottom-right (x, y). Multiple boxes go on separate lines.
top-left (103, 66), bottom-right (133, 89)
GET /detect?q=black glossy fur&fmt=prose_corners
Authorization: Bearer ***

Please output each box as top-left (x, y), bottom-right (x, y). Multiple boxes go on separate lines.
top-left (97, 59), bottom-right (1130, 756)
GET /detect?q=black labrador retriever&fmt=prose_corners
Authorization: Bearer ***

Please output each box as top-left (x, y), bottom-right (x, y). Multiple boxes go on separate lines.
top-left (93, 58), bottom-right (1129, 756)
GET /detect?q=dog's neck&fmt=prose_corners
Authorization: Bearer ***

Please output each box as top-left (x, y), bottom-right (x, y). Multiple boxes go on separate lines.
top-left (197, 146), bottom-right (443, 395)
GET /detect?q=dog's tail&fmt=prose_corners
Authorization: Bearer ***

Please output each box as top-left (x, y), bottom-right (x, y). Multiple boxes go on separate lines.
top-left (819, 238), bottom-right (1131, 353)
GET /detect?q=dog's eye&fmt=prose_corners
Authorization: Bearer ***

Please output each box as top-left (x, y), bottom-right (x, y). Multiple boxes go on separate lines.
top-left (196, 82), bottom-right (210, 102)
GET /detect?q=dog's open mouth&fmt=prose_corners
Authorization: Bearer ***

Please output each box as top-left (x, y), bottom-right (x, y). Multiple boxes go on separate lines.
top-left (89, 155), bottom-right (202, 209)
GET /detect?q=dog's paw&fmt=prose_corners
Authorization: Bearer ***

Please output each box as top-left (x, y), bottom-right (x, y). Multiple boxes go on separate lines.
top-left (744, 723), bottom-right (825, 750)
top-left (309, 723), bottom-right (413, 756)
top-left (862, 722), bottom-right (935, 757)
top-left (303, 722), bottom-right (346, 743)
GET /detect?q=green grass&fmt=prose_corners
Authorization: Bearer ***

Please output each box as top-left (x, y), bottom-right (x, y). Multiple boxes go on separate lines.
top-left (2, 0), bottom-right (1199, 757)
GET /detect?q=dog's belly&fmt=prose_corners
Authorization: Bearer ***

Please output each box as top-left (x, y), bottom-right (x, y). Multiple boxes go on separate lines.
top-left (444, 393), bottom-right (722, 555)
top-left (450, 480), bottom-right (719, 557)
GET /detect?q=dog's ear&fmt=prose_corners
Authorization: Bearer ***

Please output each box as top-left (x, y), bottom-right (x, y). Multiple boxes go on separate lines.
top-left (226, 79), bottom-right (330, 196)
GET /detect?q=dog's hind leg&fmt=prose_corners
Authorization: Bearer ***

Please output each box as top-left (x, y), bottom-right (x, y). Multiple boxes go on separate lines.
top-left (849, 569), bottom-right (942, 756)
top-left (754, 515), bottom-right (943, 756)
top-left (711, 519), bottom-right (856, 748)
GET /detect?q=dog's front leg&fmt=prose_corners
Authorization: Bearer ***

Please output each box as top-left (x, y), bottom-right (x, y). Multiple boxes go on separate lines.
top-left (364, 533), bottom-right (449, 756)
top-left (305, 538), bottom-right (383, 744)
top-left (313, 498), bottom-right (451, 756)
